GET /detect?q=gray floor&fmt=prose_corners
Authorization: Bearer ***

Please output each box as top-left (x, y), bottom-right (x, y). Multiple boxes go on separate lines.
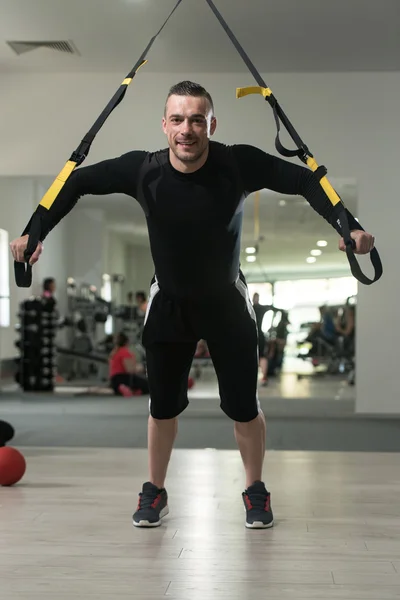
top-left (1, 374), bottom-right (400, 451)
top-left (4, 447), bottom-right (400, 599)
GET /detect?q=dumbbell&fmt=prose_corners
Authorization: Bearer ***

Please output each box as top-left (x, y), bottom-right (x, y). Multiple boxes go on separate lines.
top-left (0, 421), bottom-right (15, 447)
top-left (25, 325), bottom-right (39, 333)
top-left (18, 310), bottom-right (37, 318)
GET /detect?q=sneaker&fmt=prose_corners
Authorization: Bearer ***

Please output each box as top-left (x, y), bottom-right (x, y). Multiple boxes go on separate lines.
top-left (118, 384), bottom-right (133, 397)
top-left (242, 480), bottom-right (274, 529)
top-left (132, 482), bottom-right (169, 528)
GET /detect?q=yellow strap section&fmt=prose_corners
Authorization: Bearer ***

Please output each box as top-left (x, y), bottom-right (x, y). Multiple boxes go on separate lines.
top-left (307, 157), bottom-right (341, 207)
top-left (254, 191), bottom-right (260, 241)
top-left (236, 86), bottom-right (272, 99)
top-left (136, 59), bottom-right (147, 73)
top-left (39, 160), bottom-right (77, 210)
top-left (122, 60), bottom-right (148, 86)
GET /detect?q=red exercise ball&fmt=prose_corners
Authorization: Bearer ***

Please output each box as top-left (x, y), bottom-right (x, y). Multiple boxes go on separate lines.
top-left (0, 447), bottom-right (26, 486)
top-left (188, 377), bottom-right (195, 389)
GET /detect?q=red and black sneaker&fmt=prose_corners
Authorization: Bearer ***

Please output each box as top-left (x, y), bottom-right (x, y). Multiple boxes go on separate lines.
top-left (132, 482), bottom-right (169, 528)
top-left (242, 480), bottom-right (274, 529)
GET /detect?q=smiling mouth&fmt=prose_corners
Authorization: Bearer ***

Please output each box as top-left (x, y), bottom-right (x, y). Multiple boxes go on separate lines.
top-left (177, 140), bottom-right (196, 147)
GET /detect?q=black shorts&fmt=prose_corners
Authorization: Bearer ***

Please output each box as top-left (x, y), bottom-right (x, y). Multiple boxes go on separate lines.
top-left (258, 332), bottom-right (266, 358)
top-left (110, 373), bottom-right (149, 395)
top-left (142, 274), bottom-right (260, 422)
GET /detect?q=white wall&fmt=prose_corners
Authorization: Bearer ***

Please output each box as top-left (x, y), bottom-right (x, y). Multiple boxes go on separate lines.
top-left (66, 208), bottom-right (106, 292)
top-left (125, 244), bottom-right (154, 298)
top-left (106, 231), bottom-right (128, 306)
top-left (1, 71), bottom-right (397, 178)
top-left (0, 70), bottom-right (398, 412)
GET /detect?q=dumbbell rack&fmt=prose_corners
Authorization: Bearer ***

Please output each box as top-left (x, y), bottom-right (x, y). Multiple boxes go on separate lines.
top-left (15, 297), bottom-right (57, 392)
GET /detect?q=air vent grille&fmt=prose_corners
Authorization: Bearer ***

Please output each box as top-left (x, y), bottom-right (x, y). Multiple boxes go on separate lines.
top-left (7, 40), bottom-right (79, 55)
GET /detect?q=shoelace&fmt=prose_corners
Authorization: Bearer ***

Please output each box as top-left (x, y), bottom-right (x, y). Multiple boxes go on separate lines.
top-left (138, 490), bottom-right (160, 510)
top-left (247, 490), bottom-right (269, 511)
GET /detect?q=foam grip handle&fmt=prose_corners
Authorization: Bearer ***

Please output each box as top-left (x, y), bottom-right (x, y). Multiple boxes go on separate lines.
top-left (14, 261), bottom-right (32, 288)
top-left (14, 212), bottom-right (42, 288)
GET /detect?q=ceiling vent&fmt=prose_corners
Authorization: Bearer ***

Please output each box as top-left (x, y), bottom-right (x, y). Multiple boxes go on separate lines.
top-left (6, 40), bottom-right (80, 56)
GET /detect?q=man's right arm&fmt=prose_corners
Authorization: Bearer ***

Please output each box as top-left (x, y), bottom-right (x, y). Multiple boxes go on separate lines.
top-left (36, 150), bottom-right (147, 241)
top-left (10, 150), bottom-right (147, 263)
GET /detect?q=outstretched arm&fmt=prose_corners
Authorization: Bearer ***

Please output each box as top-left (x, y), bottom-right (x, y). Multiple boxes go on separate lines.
top-left (10, 151), bottom-right (147, 264)
top-left (233, 144), bottom-right (374, 255)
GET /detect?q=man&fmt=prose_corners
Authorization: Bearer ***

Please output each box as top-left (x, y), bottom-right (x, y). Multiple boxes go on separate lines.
top-left (135, 291), bottom-right (148, 319)
top-left (41, 277), bottom-right (57, 311)
top-left (10, 81), bottom-right (375, 529)
top-left (42, 277), bottom-right (56, 299)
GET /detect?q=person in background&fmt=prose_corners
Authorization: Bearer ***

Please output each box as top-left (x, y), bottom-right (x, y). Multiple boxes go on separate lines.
top-left (335, 300), bottom-right (356, 356)
top-left (42, 277), bottom-right (57, 311)
top-left (304, 305), bottom-right (338, 359)
top-left (252, 293), bottom-right (274, 386)
top-left (319, 305), bottom-right (337, 344)
top-left (109, 332), bottom-right (149, 397)
top-left (273, 311), bottom-right (290, 372)
top-left (42, 277), bottom-right (56, 299)
top-left (194, 339), bottom-right (210, 358)
top-left (135, 291), bottom-right (148, 318)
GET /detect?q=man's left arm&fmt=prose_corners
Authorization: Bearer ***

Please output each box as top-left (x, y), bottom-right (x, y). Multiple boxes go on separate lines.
top-left (233, 144), bottom-right (375, 255)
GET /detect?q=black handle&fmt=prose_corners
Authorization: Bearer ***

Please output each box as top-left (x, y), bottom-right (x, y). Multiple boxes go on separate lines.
top-left (339, 207), bottom-right (383, 285)
top-left (14, 261), bottom-right (33, 288)
top-left (345, 245), bottom-right (383, 286)
top-left (14, 212), bottom-right (43, 288)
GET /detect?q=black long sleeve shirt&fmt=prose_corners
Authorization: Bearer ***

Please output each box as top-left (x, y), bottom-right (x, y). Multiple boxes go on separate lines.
top-left (35, 141), bottom-right (358, 298)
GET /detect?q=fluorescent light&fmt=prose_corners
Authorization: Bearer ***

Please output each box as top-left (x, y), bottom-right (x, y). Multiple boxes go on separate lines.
top-left (317, 240), bottom-right (328, 247)
top-left (306, 257), bottom-right (316, 263)
top-left (246, 256), bottom-right (256, 263)
top-left (245, 247), bottom-right (256, 254)
top-left (310, 249), bottom-right (322, 256)
top-left (279, 200), bottom-right (286, 206)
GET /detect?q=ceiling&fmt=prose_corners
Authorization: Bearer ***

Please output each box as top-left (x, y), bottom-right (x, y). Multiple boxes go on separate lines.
top-left (1, 0), bottom-right (399, 74)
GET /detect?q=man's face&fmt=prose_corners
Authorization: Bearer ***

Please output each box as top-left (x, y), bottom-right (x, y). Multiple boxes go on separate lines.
top-left (162, 95), bottom-right (216, 165)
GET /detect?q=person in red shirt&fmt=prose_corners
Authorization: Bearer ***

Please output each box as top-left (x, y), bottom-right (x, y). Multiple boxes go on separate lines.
top-left (109, 332), bottom-right (149, 396)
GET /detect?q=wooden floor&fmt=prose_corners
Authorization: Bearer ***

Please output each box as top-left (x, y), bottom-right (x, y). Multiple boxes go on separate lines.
top-left (1, 448), bottom-right (400, 599)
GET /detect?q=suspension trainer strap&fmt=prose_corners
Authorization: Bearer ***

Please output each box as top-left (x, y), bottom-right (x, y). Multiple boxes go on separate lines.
top-left (204, 0), bottom-right (382, 286)
top-left (15, 0), bottom-right (183, 288)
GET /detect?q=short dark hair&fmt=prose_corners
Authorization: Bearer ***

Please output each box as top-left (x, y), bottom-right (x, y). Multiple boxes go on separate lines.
top-left (165, 80), bottom-right (214, 114)
top-left (43, 277), bottom-right (55, 292)
top-left (116, 332), bottom-right (129, 347)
